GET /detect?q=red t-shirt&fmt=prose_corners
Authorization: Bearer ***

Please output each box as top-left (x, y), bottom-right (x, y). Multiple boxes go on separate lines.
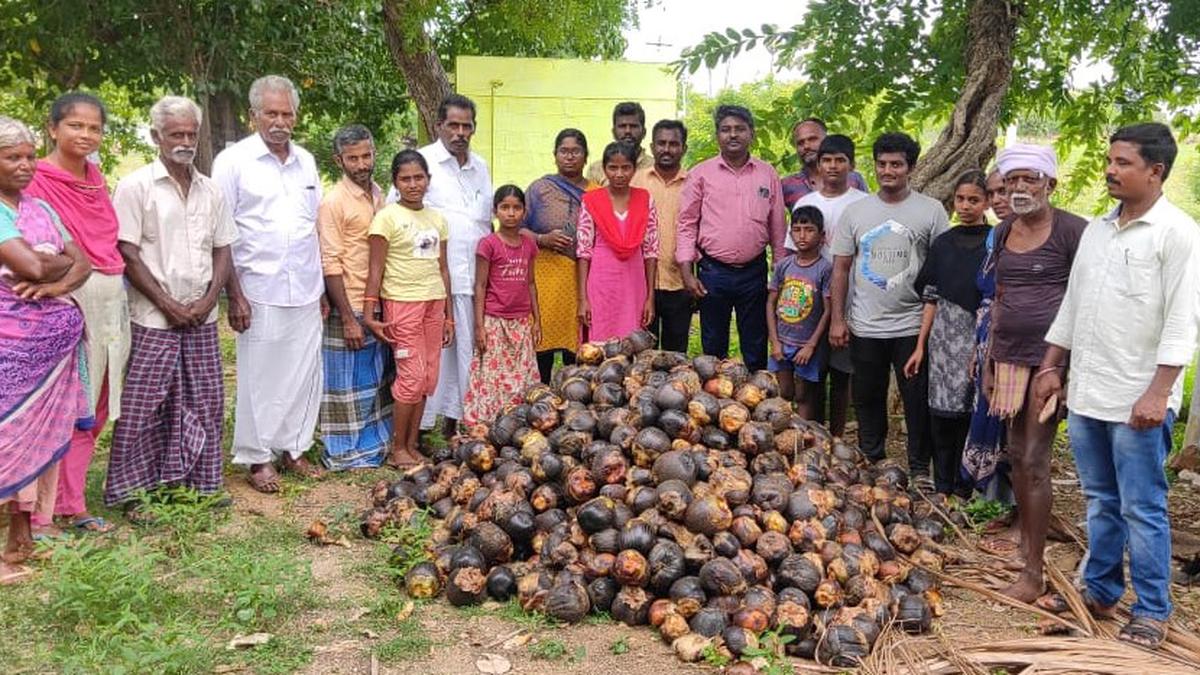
top-left (477, 232), bottom-right (538, 318)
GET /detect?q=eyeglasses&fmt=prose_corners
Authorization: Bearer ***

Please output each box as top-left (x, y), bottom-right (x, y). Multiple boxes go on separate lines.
top-left (1003, 172), bottom-right (1047, 188)
top-left (556, 147), bottom-right (585, 157)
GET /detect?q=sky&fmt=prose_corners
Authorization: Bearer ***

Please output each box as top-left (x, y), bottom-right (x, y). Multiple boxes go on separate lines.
top-left (622, 0), bottom-right (808, 94)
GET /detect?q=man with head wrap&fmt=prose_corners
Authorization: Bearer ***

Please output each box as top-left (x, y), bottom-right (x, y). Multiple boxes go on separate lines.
top-left (981, 143), bottom-right (1087, 602)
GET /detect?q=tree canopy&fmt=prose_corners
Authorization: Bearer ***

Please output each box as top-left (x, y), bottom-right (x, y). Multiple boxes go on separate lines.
top-left (0, 0), bottom-right (640, 173)
top-left (678, 0), bottom-right (1200, 202)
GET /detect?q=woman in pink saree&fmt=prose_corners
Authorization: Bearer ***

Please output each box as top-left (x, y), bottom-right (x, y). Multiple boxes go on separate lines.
top-left (576, 142), bottom-right (659, 342)
top-left (0, 117), bottom-right (92, 584)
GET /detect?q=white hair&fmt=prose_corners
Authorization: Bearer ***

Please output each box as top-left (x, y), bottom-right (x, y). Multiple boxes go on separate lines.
top-left (0, 115), bottom-right (36, 149)
top-left (248, 75), bottom-right (300, 113)
top-left (149, 95), bottom-right (202, 132)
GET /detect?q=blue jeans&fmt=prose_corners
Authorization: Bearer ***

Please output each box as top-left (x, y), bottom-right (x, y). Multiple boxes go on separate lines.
top-left (1068, 410), bottom-right (1175, 620)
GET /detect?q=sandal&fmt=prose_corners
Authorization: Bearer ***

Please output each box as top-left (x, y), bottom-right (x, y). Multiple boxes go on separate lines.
top-left (280, 456), bottom-right (326, 479)
top-left (1034, 590), bottom-right (1117, 620)
top-left (247, 464), bottom-right (280, 494)
top-left (72, 516), bottom-right (114, 533)
top-left (978, 536), bottom-right (1021, 557)
top-left (1118, 616), bottom-right (1167, 649)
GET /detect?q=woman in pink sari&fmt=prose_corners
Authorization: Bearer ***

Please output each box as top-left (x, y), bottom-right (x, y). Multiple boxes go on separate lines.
top-left (0, 116), bottom-right (92, 584)
top-left (576, 142), bottom-right (659, 342)
top-left (24, 93), bottom-right (128, 534)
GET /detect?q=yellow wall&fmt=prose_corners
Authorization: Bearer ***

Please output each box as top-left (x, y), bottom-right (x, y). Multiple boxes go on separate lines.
top-left (455, 55), bottom-right (678, 192)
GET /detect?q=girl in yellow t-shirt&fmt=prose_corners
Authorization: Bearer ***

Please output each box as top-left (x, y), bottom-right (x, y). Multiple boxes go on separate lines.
top-left (364, 150), bottom-right (452, 468)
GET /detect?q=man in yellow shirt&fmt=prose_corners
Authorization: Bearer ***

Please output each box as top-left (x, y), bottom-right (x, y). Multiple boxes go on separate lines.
top-left (632, 120), bottom-right (691, 352)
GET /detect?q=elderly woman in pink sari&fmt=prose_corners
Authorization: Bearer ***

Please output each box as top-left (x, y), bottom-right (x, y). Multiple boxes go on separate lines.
top-left (0, 116), bottom-right (92, 584)
top-left (576, 142), bottom-right (659, 342)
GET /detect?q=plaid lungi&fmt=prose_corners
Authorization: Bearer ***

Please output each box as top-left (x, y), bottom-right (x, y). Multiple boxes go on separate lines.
top-left (104, 322), bottom-right (224, 506)
top-left (320, 311), bottom-right (394, 470)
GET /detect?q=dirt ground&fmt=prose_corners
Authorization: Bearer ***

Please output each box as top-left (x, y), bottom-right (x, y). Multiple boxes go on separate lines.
top-left (216, 425), bottom-right (1200, 675)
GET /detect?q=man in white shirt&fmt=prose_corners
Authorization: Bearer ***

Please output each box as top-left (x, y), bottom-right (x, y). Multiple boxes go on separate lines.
top-left (414, 94), bottom-right (493, 439)
top-left (791, 134), bottom-right (868, 438)
top-left (212, 75), bottom-right (326, 493)
top-left (1035, 123), bottom-right (1200, 649)
top-left (108, 95), bottom-right (237, 512)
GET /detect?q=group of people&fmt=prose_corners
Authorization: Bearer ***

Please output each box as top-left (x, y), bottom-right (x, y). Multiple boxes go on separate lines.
top-left (0, 75), bottom-right (1194, 649)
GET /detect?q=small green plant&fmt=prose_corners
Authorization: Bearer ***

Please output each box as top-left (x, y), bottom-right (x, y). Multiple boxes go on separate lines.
top-left (742, 628), bottom-right (797, 675)
top-left (529, 638), bottom-right (569, 660)
top-left (702, 642), bottom-right (731, 668)
top-left (376, 616), bottom-right (435, 663)
top-left (585, 610), bottom-right (613, 625)
top-left (498, 598), bottom-right (561, 630)
top-left (610, 636), bottom-right (630, 655)
top-left (961, 497), bottom-right (1013, 532)
top-left (379, 508), bottom-right (435, 578)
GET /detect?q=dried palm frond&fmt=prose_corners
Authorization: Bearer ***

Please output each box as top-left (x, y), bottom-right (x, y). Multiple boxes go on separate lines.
top-left (880, 636), bottom-right (1200, 675)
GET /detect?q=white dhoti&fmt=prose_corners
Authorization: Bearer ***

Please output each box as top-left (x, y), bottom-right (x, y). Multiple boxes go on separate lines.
top-left (421, 294), bottom-right (474, 429)
top-left (73, 271), bottom-right (132, 418)
top-left (233, 300), bottom-right (323, 465)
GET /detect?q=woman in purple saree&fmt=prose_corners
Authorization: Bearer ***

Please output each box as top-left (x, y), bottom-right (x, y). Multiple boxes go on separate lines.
top-left (0, 116), bottom-right (91, 584)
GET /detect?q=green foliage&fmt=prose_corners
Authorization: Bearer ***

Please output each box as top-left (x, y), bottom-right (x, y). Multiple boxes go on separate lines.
top-left (682, 79), bottom-right (800, 167)
top-left (529, 638), bottom-right (569, 660)
top-left (961, 497), bottom-right (1014, 532)
top-left (379, 507), bottom-right (436, 578)
top-left (677, 1), bottom-right (1200, 198)
top-left (742, 627), bottom-right (797, 675)
top-left (497, 598), bottom-right (561, 630)
top-left (702, 641), bottom-right (732, 667)
top-left (610, 635), bottom-right (630, 654)
top-left (376, 615), bottom-right (436, 663)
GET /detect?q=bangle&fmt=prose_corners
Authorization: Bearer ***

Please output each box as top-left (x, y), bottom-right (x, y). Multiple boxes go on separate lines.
top-left (363, 296), bottom-right (379, 303)
top-left (1034, 365), bottom-right (1064, 378)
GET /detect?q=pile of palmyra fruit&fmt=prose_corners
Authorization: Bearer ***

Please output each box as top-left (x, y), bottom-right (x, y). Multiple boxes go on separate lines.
top-left (362, 329), bottom-right (960, 668)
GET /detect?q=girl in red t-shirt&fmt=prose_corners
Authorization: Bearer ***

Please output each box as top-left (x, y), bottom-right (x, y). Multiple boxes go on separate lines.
top-left (462, 185), bottom-right (542, 427)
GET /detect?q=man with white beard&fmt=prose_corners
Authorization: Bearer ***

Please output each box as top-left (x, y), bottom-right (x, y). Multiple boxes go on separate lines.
top-left (107, 95), bottom-right (238, 512)
top-left (214, 75), bottom-right (327, 493)
top-left (981, 144), bottom-right (1087, 602)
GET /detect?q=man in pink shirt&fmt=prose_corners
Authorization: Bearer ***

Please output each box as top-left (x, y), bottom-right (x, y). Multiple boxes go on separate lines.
top-left (676, 105), bottom-right (787, 371)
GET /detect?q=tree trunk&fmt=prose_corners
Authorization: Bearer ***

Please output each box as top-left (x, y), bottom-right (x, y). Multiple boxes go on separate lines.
top-left (381, 0), bottom-right (452, 141)
top-left (197, 90), bottom-right (242, 175)
top-left (910, 0), bottom-right (1019, 204)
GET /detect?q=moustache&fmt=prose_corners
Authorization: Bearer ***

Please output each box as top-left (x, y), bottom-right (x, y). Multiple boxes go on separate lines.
top-left (170, 147), bottom-right (196, 163)
top-left (1106, 176), bottom-right (1120, 185)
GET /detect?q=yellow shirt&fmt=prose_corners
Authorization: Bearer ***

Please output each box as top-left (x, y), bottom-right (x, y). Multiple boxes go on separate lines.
top-left (632, 164), bottom-right (688, 291)
top-left (318, 176), bottom-right (383, 311)
top-left (368, 203), bottom-right (449, 303)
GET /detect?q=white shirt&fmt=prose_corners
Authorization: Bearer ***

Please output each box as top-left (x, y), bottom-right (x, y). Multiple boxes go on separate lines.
top-left (387, 141), bottom-right (492, 295)
top-left (114, 159), bottom-right (239, 329)
top-left (787, 187), bottom-right (869, 257)
top-left (212, 133), bottom-right (323, 306)
top-left (1045, 195), bottom-right (1200, 422)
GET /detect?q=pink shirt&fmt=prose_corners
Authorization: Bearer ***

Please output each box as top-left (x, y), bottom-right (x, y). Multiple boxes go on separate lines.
top-left (674, 155), bottom-right (787, 266)
top-left (478, 232), bottom-right (538, 319)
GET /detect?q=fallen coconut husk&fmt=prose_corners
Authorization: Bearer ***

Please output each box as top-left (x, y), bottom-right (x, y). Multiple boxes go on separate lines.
top-left (870, 636), bottom-right (1200, 675)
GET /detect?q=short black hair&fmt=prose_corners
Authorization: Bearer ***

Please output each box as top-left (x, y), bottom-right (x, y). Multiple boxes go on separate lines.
top-left (714, 104), bottom-right (754, 131)
top-left (554, 128), bottom-right (588, 156)
top-left (792, 205), bottom-right (825, 232)
top-left (437, 94), bottom-right (476, 123)
top-left (612, 102), bottom-right (645, 126)
top-left (493, 184), bottom-right (525, 208)
top-left (50, 92), bottom-right (107, 126)
top-left (793, 117), bottom-right (827, 134)
top-left (872, 132), bottom-right (920, 168)
top-left (601, 141), bottom-right (640, 167)
top-left (954, 169), bottom-right (988, 194)
top-left (332, 124), bottom-right (373, 156)
top-left (390, 149), bottom-right (429, 182)
top-left (1110, 122), bottom-right (1178, 181)
top-left (651, 119), bottom-right (688, 145)
top-left (817, 134), bottom-right (855, 164)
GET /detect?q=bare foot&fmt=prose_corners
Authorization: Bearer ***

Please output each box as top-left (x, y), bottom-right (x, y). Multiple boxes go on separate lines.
top-left (280, 455), bottom-right (326, 479)
top-left (247, 463), bottom-right (280, 493)
top-left (0, 561), bottom-right (32, 586)
top-left (1000, 572), bottom-right (1044, 603)
top-left (386, 447), bottom-right (423, 469)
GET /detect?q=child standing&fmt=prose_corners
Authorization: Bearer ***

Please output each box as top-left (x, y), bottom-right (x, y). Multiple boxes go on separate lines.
top-left (767, 206), bottom-right (832, 420)
top-left (462, 186), bottom-right (542, 427)
top-left (364, 150), bottom-right (452, 468)
top-left (906, 170), bottom-right (993, 496)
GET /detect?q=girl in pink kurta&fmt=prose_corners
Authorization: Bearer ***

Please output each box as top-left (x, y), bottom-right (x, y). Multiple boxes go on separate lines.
top-left (576, 142), bottom-right (659, 342)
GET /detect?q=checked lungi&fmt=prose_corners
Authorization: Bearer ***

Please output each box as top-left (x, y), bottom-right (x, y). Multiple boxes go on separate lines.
top-left (320, 311), bottom-right (394, 470)
top-left (104, 322), bottom-right (225, 506)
